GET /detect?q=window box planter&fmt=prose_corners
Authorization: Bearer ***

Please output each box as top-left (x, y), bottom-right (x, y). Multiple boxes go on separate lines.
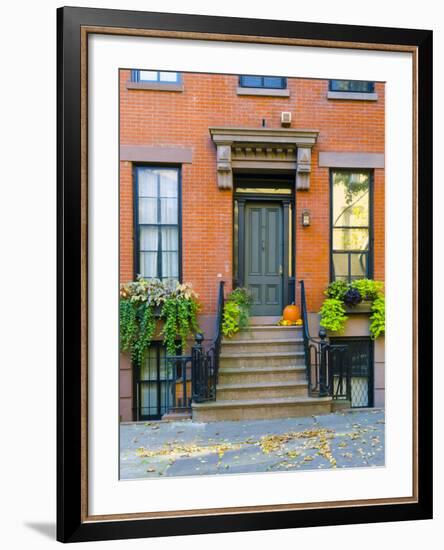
top-left (344, 301), bottom-right (373, 314)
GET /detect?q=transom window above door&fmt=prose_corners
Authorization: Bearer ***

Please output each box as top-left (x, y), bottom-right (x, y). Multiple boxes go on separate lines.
top-left (135, 166), bottom-right (180, 282)
top-left (131, 70), bottom-right (181, 83)
top-left (239, 75), bottom-right (287, 89)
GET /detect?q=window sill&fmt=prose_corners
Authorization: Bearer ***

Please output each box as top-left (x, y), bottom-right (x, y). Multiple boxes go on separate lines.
top-left (327, 91), bottom-right (378, 101)
top-left (236, 87), bottom-right (290, 97)
top-left (126, 81), bottom-right (184, 92)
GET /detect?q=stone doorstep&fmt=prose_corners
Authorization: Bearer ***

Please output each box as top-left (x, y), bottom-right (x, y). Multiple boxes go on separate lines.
top-left (220, 350), bottom-right (305, 359)
top-left (218, 369), bottom-right (306, 386)
top-left (161, 411), bottom-right (192, 421)
top-left (192, 395), bottom-right (332, 409)
top-left (216, 380), bottom-right (308, 400)
top-left (221, 340), bottom-right (303, 354)
top-left (231, 324), bottom-right (302, 336)
top-left (219, 365), bottom-right (306, 374)
top-left (192, 396), bottom-right (333, 422)
top-left (219, 351), bottom-right (305, 369)
top-left (248, 316), bottom-right (283, 325)
top-left (222, 338), bottom-right (303, 345)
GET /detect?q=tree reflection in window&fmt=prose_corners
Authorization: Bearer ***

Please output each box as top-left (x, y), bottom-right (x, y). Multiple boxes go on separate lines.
top-left (331, 171), bottom-right (371, 282)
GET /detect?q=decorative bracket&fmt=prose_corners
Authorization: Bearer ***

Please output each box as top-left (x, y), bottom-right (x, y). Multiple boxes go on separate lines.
top-left (209, 127), bottom-right (319, 191)
top-left (296, 147), bottom-right (312, 190)
top-left (215, 143), bottom-right (232, 190)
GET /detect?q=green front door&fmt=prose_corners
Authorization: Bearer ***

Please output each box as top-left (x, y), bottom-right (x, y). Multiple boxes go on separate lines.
top-left (244, 202), bottom-right (284, 316)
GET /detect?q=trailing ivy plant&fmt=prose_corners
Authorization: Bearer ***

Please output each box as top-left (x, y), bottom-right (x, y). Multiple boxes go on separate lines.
top-left (222, 287), bottom-right (253, 338)
top-left (119, 277), bottom-right (200, 364)
top-left (133, 304), bottom-right (157, 366)
top-left (319, 278), bottom-right (385, 339)
top-left (369, 295), bottom-right (385, 339)
top-left (161, 291), bottom-right (200, 355)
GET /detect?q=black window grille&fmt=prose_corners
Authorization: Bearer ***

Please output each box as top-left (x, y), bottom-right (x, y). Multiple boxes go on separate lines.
top-left (331, 338), bottom-right (374, 408)
top-left (133, 343), bottom-right (175, 420)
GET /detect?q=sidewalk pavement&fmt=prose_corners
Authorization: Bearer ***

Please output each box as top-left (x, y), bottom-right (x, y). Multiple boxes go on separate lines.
top-left (120, 408), bottom-right (385, 479)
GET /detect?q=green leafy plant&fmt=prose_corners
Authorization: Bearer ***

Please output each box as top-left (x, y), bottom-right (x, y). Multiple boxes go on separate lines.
top-left (161, 292), bottom-right (200, 355)
top-left (370, 295), bottom-right (385, 339)
top-left (119, 298), bottom-right (139, 353)
top-left (133, 303), bottom-right (156, 365)
top-left (222, 287), bottom-right (253, 338)
top-left (324, 280), bottom-right (349, 300)
top-left (351, 279), bottom-right (384, 302)
top-left (319, 278), bottom-right (385, 338)
top-left (319, 298), bottom-right (348, 332)
top-left (222, 300), bottom-right (241, 338)
top-left (119, 278), bottom-right (200, 363)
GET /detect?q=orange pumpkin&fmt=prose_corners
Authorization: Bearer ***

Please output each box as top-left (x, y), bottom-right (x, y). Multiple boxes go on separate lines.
top-left (283, 304), bottom-right (300, 322)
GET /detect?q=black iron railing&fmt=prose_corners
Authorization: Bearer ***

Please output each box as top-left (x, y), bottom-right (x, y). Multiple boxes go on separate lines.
top-left (299, 280), bottom-right (351, 401)
top-left (163, 281), bottom-right (225, 414)
top-left (163, 355), bottom-right (193, 413)
top-left (191, 280), bottom-right (225, 403)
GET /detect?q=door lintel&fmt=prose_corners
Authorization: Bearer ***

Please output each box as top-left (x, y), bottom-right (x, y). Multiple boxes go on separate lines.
top-left (209, 127), bottom-right (319, 191)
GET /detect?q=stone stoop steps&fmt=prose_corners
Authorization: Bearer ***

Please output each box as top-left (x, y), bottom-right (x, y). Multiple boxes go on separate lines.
top-left (192, 324), bottom-right (334, 422)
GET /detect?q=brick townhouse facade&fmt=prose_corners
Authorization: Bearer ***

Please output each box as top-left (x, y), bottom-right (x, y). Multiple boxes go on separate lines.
top-left (119, 70), bottom-right (385, 422)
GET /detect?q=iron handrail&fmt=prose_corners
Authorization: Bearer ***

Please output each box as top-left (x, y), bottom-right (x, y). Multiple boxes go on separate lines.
top-left (299, 280), bottom-right (351, 401)
top-left (191, 280), bottom-right (225, 402)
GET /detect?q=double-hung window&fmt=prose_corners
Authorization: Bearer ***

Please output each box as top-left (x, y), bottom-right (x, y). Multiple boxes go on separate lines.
top-left (331, 170), bottom-right (372, 282)
top-left (239, 75), bottom-right (286, 89)
top-left (136, 166), bottom-right (180, 282)
top-left (131, 70), bottom-right (180, 83)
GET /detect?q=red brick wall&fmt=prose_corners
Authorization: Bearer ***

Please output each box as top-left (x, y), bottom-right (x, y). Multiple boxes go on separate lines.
top-left (120, 71), bottom-right (384, 313)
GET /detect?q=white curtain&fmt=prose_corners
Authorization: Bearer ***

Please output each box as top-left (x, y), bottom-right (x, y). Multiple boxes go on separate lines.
top-left (162, 252), bottom-right (178, 279)
top-left (140, 226), bottom-right (158, 250)
top-left (137, 168), bottom-right (179, 280)
top-left (140, 252), bottom-right (157, 278)
top-left (160, 198), bottom-right (178, 224)
top-left (159, 171), bottom-right (178, 196)
top-left (161, 226), bottom-right (178, 250)
top-left (139, 198), bottom-right (157, 224)
top-left (138, 168), bottom-right (157, 197)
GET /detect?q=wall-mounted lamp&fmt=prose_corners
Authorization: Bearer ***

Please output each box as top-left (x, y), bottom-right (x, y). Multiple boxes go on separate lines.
top-left (301, 209), bottom-right (311, 227)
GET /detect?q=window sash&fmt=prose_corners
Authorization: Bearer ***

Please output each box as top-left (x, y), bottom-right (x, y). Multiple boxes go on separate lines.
top-left (132, 70), bottom-right (180, 83)
top-left (239, 75), bottom-right (286, 89)
top-left (329, 79), bottom-right (375, 93)
top-left (331, 170), bottom-right (372, 282)
top-left (136, 167), bottom-right (180, 281)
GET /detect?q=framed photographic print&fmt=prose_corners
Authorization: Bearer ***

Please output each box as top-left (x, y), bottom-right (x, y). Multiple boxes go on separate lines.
top-left (57, 6), bottom-right (433, 543)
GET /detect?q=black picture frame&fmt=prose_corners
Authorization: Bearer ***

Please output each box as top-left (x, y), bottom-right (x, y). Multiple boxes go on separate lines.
top-left (57, 6), bottom-right (433, 543)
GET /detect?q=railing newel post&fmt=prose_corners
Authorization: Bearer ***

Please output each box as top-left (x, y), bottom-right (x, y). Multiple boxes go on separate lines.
top-left (318, 328), bottom-right (328, 397)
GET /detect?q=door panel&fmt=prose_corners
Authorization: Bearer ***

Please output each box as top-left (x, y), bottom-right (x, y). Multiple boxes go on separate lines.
top-left (245, 203), bottom-right (283, 316)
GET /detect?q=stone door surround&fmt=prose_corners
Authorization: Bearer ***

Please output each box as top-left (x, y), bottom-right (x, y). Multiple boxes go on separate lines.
top-left (209, 127), bottom-right (319, 191)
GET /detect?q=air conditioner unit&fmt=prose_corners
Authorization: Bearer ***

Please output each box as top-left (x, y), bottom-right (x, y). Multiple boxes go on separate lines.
top-left (281, 112), bottom-right (292, 126)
